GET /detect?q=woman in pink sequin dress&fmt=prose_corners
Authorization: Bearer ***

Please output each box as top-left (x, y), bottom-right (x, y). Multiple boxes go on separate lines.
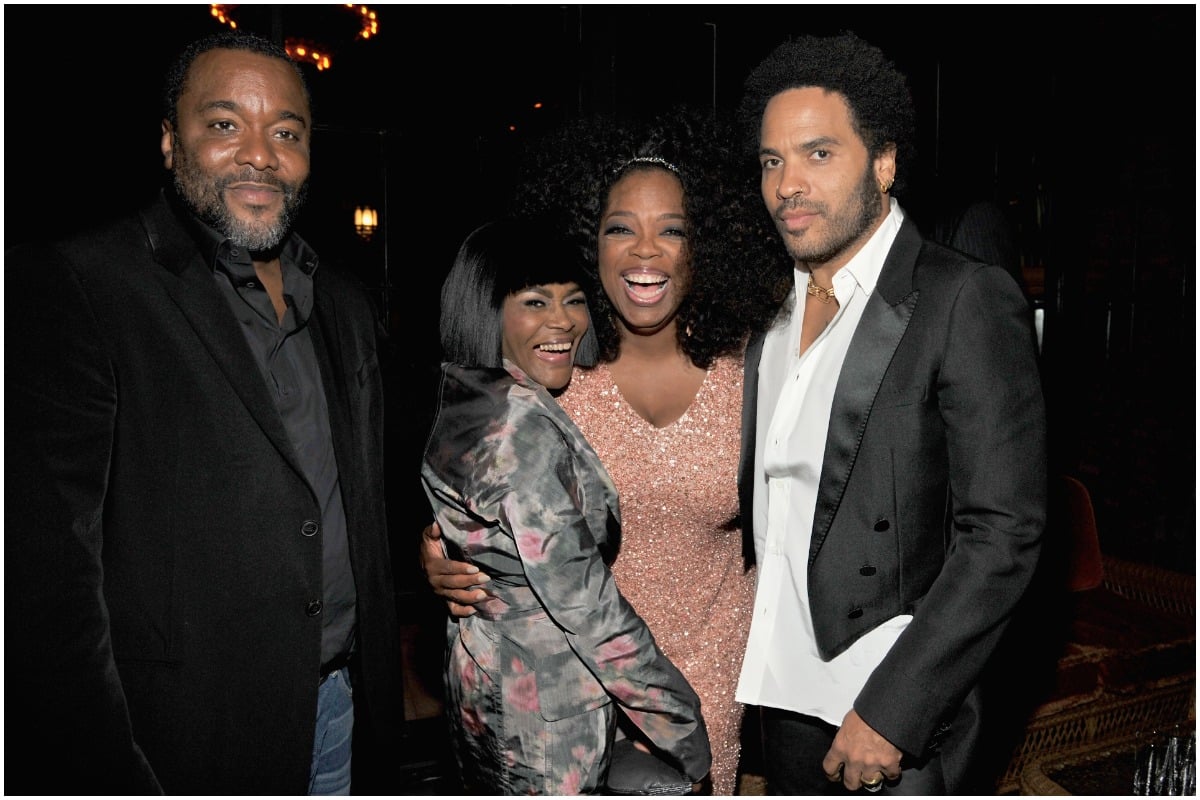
top-left (424, 110), bottom-right (790, 795)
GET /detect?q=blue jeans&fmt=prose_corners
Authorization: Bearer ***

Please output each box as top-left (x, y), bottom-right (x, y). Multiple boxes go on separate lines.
top-left (309, 666), bottom-right (354, 795)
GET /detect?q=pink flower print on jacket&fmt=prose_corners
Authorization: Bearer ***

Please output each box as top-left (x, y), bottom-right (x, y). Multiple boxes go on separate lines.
top-left (504, 656), bottom-right (541, 714)
top-left (559, 765), bottom-right (583, 795)
top-left (595, 633), bottom-right (641, 672)
top-left (423, 363), bottom-right (710, 793)
top-left (515, 527), bottom-right (552, 565)
top-left (459, 704), bottom-right (487, 737)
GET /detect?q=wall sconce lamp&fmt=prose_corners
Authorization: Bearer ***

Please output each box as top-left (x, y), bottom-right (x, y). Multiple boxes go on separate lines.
top-left (354, 205), bottom-right (378, 240)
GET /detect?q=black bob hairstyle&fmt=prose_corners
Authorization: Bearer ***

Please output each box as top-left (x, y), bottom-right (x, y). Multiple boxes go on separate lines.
top-left (439, 216), bottom-right (599, 370)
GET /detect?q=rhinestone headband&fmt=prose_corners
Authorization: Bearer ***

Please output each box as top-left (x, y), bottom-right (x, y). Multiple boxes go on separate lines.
top-left (614, 155), bottom-right (680, 176)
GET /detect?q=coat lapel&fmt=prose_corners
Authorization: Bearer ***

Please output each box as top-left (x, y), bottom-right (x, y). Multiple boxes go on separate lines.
top-left (141, 197), bottom-right (308, 481)
top-left (310, 281), bottom-right (356, 480)
top-left (809, 220), bottom-right (923, 564)
top-left (738, 330), bottom-right (766, 563)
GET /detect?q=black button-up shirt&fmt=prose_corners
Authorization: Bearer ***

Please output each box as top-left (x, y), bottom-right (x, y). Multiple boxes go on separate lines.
top-left (189, 217), bottom-right (357, 670)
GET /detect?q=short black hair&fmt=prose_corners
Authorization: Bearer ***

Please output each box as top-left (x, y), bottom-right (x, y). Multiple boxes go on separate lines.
top-left (162, 31), bottom-right (310, 128)
top-left (738, 31), bottom-right (916, 194)
top-left (439, 216), bottom-right (599, 369)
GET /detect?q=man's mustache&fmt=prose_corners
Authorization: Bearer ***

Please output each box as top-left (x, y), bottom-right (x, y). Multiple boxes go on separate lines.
top-left (220, 169), bottom-right (291, 193)
top-left (776, 198), bottom-right (823, 216)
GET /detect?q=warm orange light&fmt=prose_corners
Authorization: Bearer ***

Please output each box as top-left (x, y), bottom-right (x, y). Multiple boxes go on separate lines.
top-left (354, 206), bottom-right (378, 239)
top-left (210, 4), bottom-right (236, 28)
top-left (353, 5), bottom-right (379, 39)
top-left (212, 7), bottom-right (378, 69)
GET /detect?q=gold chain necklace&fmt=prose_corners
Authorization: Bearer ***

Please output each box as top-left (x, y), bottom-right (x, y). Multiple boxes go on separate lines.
top-left (806, 274), bottom-right (836, 304)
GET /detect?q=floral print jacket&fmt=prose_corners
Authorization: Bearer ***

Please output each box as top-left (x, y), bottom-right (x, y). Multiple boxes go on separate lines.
top-left (422, 362), bottom-right (711, 785)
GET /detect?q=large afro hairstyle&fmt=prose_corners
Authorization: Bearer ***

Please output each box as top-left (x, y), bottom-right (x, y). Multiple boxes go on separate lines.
top-left (737, 31), bottom-right (917, 195)
top-left (507, 106), bottom-right (791, 368)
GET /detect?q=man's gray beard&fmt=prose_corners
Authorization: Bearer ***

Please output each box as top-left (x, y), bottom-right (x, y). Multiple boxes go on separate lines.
top-left (172, 156), bottom-right (306, 253)
top-left (781, 164), bottom-right (881, 266)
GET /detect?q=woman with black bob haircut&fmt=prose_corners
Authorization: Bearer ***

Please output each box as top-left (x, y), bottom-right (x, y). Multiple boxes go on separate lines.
top-left (437, 216), bottom-right (598, 372)
top-left (422, 215), bottom-right (711, 795)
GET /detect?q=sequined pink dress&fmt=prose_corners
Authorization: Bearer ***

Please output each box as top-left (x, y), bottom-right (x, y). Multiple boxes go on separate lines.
top-left (557, 355), bottom-right (755, 796)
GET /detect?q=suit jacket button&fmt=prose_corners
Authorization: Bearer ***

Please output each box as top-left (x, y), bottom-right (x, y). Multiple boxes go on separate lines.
top-left (301, 520), bottom-right (319, 537)
top-left (848, 607), bottom-right (863, 619)
top-left (874, 518), bottom-right (890, 532)
top-left (860, 565), bottom-right (877, 576)
top-left (306, 600), bottom-right (323, 617)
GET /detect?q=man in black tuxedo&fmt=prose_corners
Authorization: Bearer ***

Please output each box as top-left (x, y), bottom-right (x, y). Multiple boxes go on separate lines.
top-left (733, 32), bottom-right (1047, 795)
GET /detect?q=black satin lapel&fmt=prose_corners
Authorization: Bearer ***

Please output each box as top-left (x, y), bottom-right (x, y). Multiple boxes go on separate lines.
top-left (809, 290), bottom-right (918, 565)
top-left (161, 259), bottom-right (307, 478)
top-left (739, 331), bottom-right (765, 489)
top-left (739, 331), bottom-right (766, 564)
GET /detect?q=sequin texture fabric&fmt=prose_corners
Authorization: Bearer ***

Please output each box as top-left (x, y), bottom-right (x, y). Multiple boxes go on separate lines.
top-left (558, 355), bottom-right (755, 796)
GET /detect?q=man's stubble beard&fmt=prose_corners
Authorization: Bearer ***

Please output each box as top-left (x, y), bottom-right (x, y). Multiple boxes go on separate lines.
top-left (777, 162), bottom-right (881, 267)
top-left (172, 144), bottom-right (307, 254)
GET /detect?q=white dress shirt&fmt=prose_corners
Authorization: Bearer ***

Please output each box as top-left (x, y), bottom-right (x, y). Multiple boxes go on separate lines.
top-left (736, 199), bottom-right (911, 725)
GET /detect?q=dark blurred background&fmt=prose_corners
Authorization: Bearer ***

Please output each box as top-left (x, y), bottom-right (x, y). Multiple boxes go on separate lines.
top-left (4, 4), bottom-right (1193, 575)
top-left (4, 5), bottom-right (1194, 793)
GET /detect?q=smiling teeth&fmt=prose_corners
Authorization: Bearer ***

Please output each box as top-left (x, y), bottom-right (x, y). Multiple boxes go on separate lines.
top-left (626, 274), bottom-right (666, 285)
top-left (537, 342), bottom-right (571, 352)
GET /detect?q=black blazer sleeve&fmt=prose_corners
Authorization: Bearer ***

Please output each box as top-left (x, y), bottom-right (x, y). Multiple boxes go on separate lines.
top-left (5, 239), bottom-right (163, 793)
